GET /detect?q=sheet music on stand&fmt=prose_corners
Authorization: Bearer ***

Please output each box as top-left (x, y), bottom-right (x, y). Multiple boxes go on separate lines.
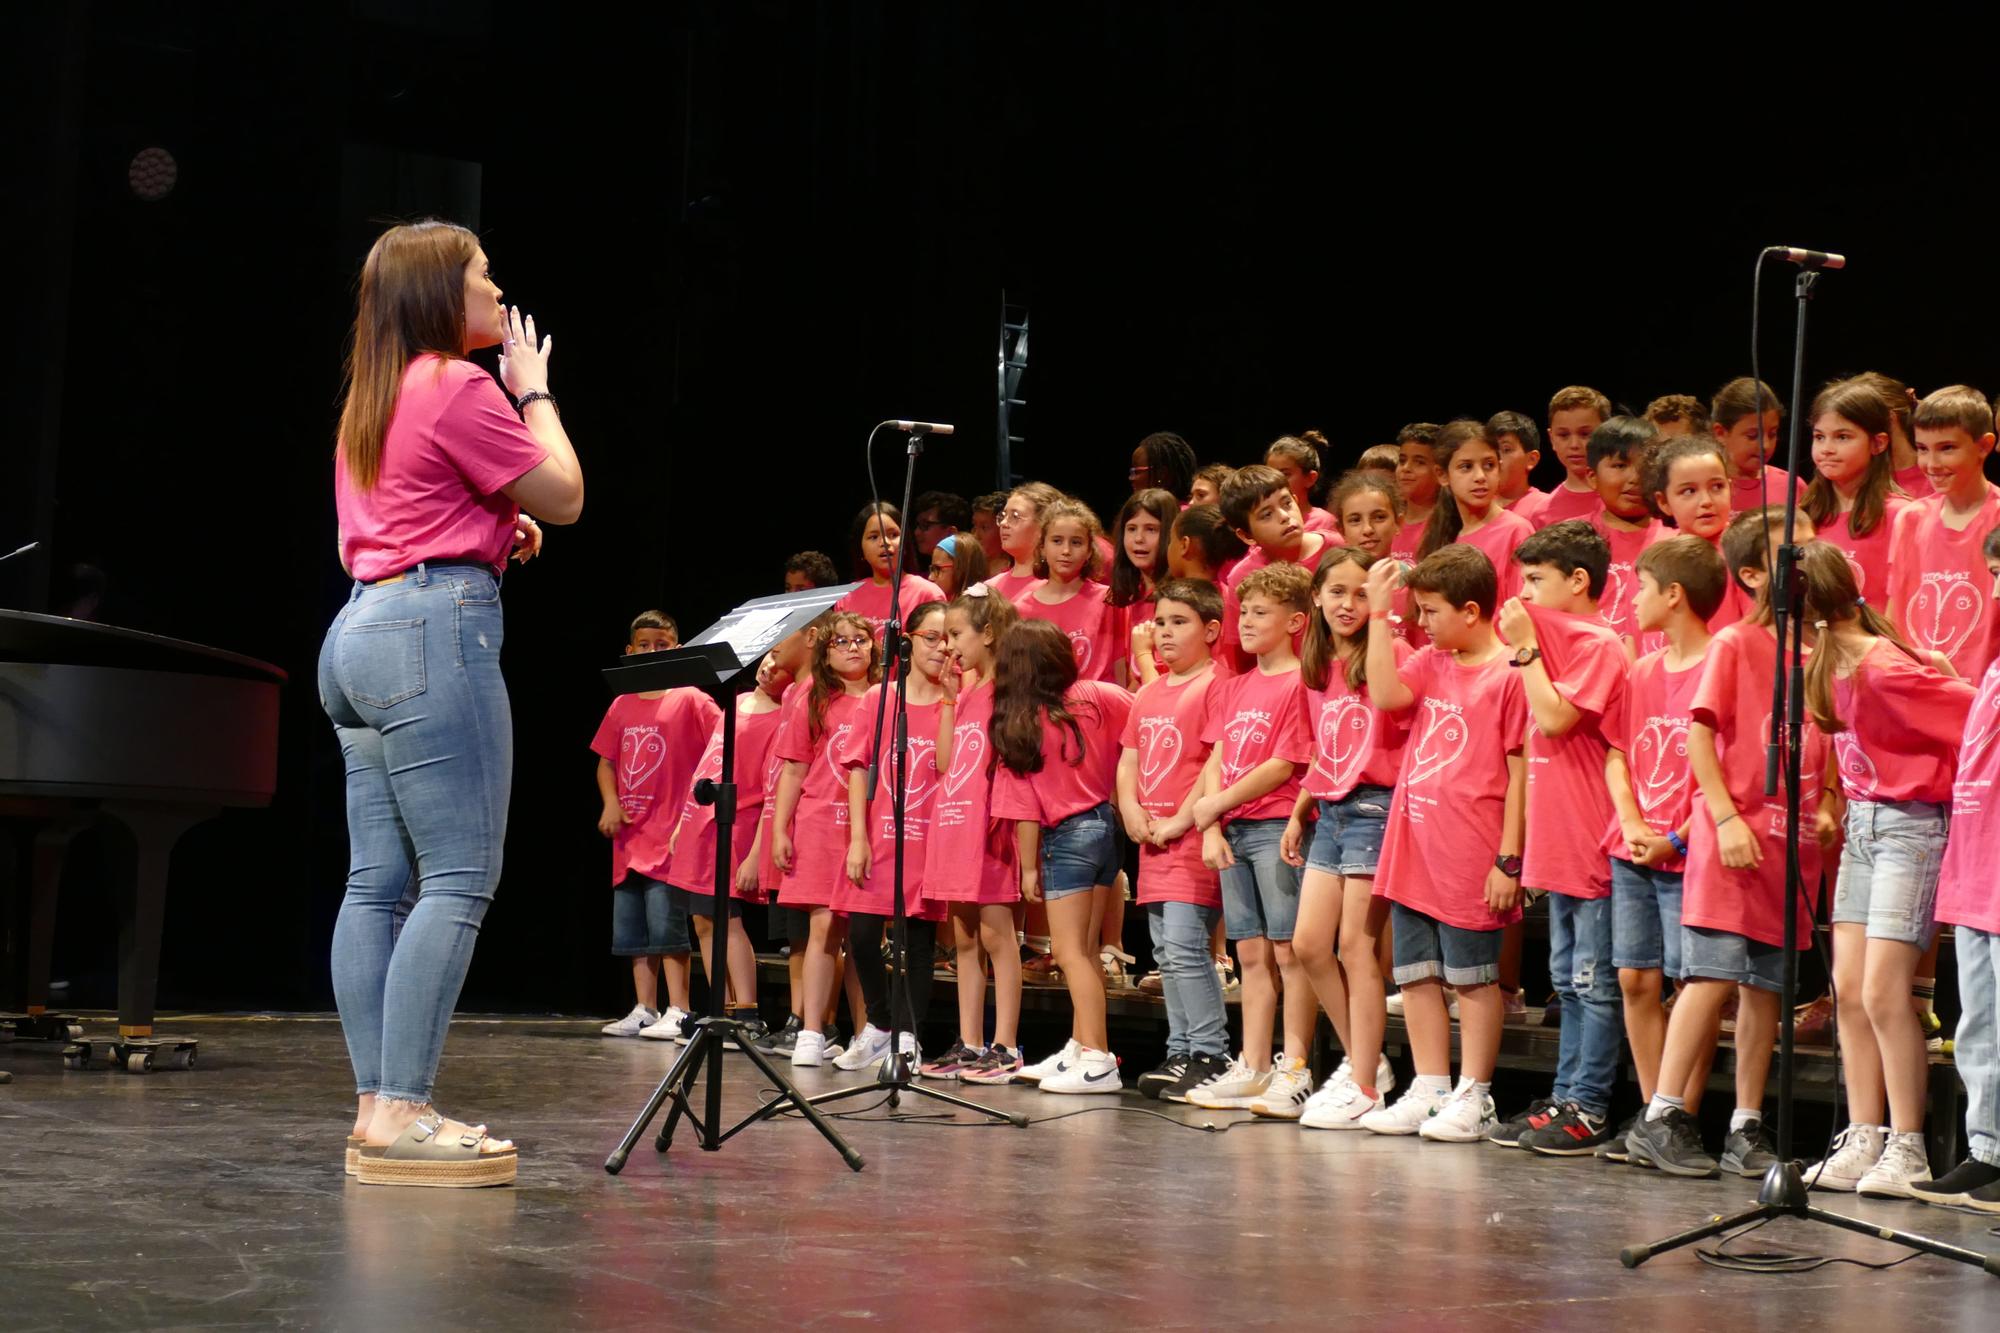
top-left (684, 583), bottom-right (859, 669)
top-left (604, 583), bottom-right (858, 697)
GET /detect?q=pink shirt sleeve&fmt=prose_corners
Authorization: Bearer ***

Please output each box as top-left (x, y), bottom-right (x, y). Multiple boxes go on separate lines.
top-left (590, 701), bottom-right (623, 761)
top-left (437, 366), bottom-right (550, 497)
top-left (989, 763), bottom-right (1043, 824)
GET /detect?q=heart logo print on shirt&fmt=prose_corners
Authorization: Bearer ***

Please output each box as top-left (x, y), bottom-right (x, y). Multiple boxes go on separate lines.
top-left (1842, 551), bottom-right (1869, 597)
top-left (1069, 630), bottom-right (1093, 674)
top-left (943, 722), bottom-right (985, 797)
top-left (1405, 699), bottom-right (1468, 786)
top-left (1313, 694), bottom-right (1376, 793)
top-left (902, 737), bottom-right (938, 808)
top-left (1137, 716), bottom-right (1185, 797)
top-left (1962, 669), bottom-right (2000, 766)
top-left (1833, 730), bottom-right (1879, 797)
top-left (1221, 712), bottom-right (1271, 785)
top-left (1908, 574), bottom-right (1983, 660)
top-left (1601, 564), bottom-right (1635, 629)
top-left (821, 721), bottom-right (856, 788)
top-left (621, 726), bottom-right (666, 793)
top-left (1633, 718), bottom-right (1690, 815)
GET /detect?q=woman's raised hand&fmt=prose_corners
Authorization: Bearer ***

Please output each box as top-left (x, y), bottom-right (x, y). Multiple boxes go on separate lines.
top-left (498, 305), bottom-right (553, 399)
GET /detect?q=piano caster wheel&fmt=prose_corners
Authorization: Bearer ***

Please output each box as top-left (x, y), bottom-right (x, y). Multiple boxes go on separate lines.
top-left (174, 1048), bottom-right (196, 1070)
top-left (126, 1052), bottom-right (154, 1075)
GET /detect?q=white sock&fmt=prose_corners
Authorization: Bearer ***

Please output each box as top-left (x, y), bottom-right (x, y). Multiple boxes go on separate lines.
top-left (1647, 1093), bottom-right (1685, 1123)
top-left (1730, 1108), bottom-right (1760, 1133)
top-left (1417, 1074), bottom-right (1452, 1094)
top-left (1474, 1079), bottom-right (1493, 1101)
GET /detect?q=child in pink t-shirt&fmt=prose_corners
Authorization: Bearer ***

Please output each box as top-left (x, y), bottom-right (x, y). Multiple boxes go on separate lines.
top-left (832, 501), bottom-right (947, 636)
top-left (1806, 377), bottom-right (1912, 606)
top-left (1584, 416), bottom-right (1665, 654)
top-left (1185, 565), bottom-right (1315, 1115)
top-left (1392, 424), bottom-right (1442, 555)
top-left (1414, 419), bottom-right (1534, 573)
top-left (1710, 376), bottom-right (1806, 515)
top-left (1266, 432), bottom-right (1341, 536)
top-left (1332, 468), bottom-right (1422, 648)
top-left (768, 611), bottom-right (882, 1068)
top-left (747, 624), bottom-right (818, 1048)
top-left (923, 586), bottom-right (1027, 1084)
top-left (1521, 386), bottom-right (1613, 530)
top-left (1494, 523), bottom-right (1629, 1154)
top-left (1281, 549), bottom-right (1410, 1128)
top-left (591, 611), bottom-right (718, 1039)
top-left (1116, 579), bottom-right (1228, 1099)
top-left (990, 621), bottom-right (1135, 1094)
top-left (1357, 545), bottom-right (1529, 1143)
top-left (1219, 465), bottom-right (1330, 673)
top-left (1887, 385), bottom-right (2000, 682)
top-left (1114, 488), bottom-right (1179, 688)
top-left (1014, 498), bottom-right (1126, 685)
top-left (1643, 435), bottom-right (1758, 634)
top-left (1801, 547), bottom-right (1975, 1195)
top-left (986, 482), bottom-right (1062, 603)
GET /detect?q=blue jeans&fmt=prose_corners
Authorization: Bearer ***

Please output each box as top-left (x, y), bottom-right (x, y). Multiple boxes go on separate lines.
top-left (1957, 926), bottom-right (2000, 1167)
top-left (1220, 818), bottom-right (1302, 941)
top-left (1548, 893), bottom-right (1620, 1118)
top-left (1041, 802), bottom-right (1120, 899)
top-left (1148, 901), bottom-right (1226, 1058)
top-left (319, 563), bottom-right (511, 1102)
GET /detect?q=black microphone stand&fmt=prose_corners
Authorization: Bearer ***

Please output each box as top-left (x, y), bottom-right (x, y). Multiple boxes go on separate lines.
top-left (1623, 258), bottom-right (1997, 1276)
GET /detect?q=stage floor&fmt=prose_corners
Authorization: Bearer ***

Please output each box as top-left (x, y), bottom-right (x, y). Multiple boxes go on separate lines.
top-left (5, 1014), bottom-right (1999, 1330)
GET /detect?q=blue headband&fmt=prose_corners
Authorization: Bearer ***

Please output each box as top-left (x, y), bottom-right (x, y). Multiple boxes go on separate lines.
top-left (936, 534), bottom-right (961, 558)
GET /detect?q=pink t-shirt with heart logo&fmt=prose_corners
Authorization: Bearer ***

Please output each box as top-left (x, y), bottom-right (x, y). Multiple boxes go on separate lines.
top-left (589, 688), bottom-right (723, 887)
top-left (1887, 487), bottom-right (2000, 683)
top-left (922, 679), bottom-right (1018, 906)
top-left (1939, 657), bottom-right (2000, 933)
top-left (1120, 664), bottom-right (1222, 906)
top-left (1302, 639), bottom-right (1411, 802)
top-left (665, 704), bottom-right (786, 902)
top-left (1521, 604), bottom-right (1627, 900)
top-left (990, 681), bottom-right (1135, 827)
top-left (1201, 665), bottom-right (1313, 825)
top-left (832, 687), bottom-right (944, 918)
top-left (772, 688), bottom-right (871, 908)
top-left (1014, 580), bottom-right (1124, 683)
top-left (1601, 646), bottom-right (1705, 875)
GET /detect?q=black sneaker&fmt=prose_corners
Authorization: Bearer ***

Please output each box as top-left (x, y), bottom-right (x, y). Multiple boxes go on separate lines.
top-left (1487, 1095), bottom-right (1559, 1148)
top-left (1626, 1108), bottom-right (1719, 1178)
top-left (1720, 1117), bottom-right (1778, 1177)
top-left (725, 1016), bottom-right (770, 1052)
top-left (1909, 1156), bottom-right (2000, 1206)
top-left (1162, 1052), bottom-right (1230, 1104)
top-left (1138, 1053), bottom-right (1192, 1101)
top-left (755, 1014), bottom-right (802, 1055)
top-left (1966, 1175), bottom-right (2000, 1214)
top-left (1522, 1102), bottom-right (1613, 1157)
top-left (1595, 1113), bottom-right (1639, 1164)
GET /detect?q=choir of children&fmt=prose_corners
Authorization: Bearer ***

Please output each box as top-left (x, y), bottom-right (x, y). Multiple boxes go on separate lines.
top-left (586, 375), bottom-right (2000, 1214)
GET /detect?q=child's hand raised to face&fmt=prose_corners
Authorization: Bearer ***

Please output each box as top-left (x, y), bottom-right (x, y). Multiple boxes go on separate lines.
top-left (1364, 558), bottom-right (1400, 611)
top-left (1496, 597), bottom-right (1536, 648)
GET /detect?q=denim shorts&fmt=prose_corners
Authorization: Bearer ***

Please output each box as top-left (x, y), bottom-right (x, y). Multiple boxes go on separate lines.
top-left (1680, 925), bottom-right (1785, 993)
top-left (1221, 818), bottom-right (1303, 941)
top-left (1833, 799), bottom-right (1947, 947)
top-left (1610, 858), bottom-right (1685, 976)
top-left (1389, 901), bottom-right (1501, 987)
top-left (613, 874), bottom-right (690, 955)
top-left (680, 886), bottom-right (743, 920)
top-left (1305, 785), bottom-right (1393, 877)
top-left (1042, 802), bottom-right (1120, 900)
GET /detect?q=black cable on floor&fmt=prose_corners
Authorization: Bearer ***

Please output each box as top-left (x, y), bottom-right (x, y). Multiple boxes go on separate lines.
top-left (1694, 1215), bottom-right (1929, 1274)
top-left (754, 1086), bottom-right (1283, 1132)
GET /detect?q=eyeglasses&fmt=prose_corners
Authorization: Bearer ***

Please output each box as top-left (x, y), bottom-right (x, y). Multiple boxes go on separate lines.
top-left (829, 636), bottom-right (871, 650)
top-left (1000, 509), bottom-right (1032, 524)
top-left (913, 518), bottom-right (948, 531)
top-left (911, 630), bottom-right (947, 645)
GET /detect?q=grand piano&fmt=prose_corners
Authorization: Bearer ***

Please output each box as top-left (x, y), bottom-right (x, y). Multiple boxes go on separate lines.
top-left (0, 609), bottom-right (283, 1072)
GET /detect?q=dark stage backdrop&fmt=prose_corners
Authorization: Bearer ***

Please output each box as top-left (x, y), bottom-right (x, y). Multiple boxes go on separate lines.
top-left (8, 4), bottom-right (1999, 1015)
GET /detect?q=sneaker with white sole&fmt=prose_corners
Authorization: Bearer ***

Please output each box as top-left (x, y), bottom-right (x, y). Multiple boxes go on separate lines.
top-left (960, 1044), bottom-right (1024, 1085)
top-left (1017, 1039), bottom-right (1082, 1085)
top-left (1360, 1080), bottom-right (1451, 1135)
top-left (1040, 1047), bottom-right (1123, 1094)
top-left (833, 1023), bottom-right (893, 1071)
top-left (637, 1006), bottom-right (689, 1041)
top-left (1162, 1052), bottom-right (1231, 1103)
top-left (1248, 1055), bottom-right (1314, 1119)
top-left (1384, 990), bottom-right (1405, 1017)
top-left (1418, 1080), bottom-right (1498, 1142)
top-left (1185, 1055), bottom-right (1272, 1109)
top-left (1804, 1123), bottom-right (1885, 1192)
top-left (1857, 1131), bottom-right (1932, 1199)
top-left (601, 1004), bottom-right (659, 1037)
top-left (919, 1041), bottom-right (986, 1080)
top-left (1302, 1073), bottom-right (1387, 1130)
top-left (790, 1029), bottom-right (828, 1068)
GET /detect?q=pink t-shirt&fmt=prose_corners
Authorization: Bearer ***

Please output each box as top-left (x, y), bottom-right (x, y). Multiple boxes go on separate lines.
top-left (1602, 646), bottom-right (1706, 875)
top-left (1524, 483), bottom-right (1601, 530)
top-left (1226, 535), bottom-right (1329, 593)
top-left (1590, 514), bottom-right (1662, 651)
top-left (773, 687), bottom-right (871, 907)
top-left (1887, 488), bottom-right (2000, 683)
top-left (1509, 489), bottom-right (1550, 526)
top-left (1121, 665), bottom-right (1223, 907)
top-left (1202, 665), bottom-right (1312, 824)
top-left (983, 565), bottom-right (1040, 603)
top-left (990, 681), bottom-right (1135, 826)
top-left (665, 704), bottom-right (785, 900)
top-left (923, 678), bottom-right (1017, 905)
top-left (1830, 639), bottom-right (1974, 805)
top-left (1374, 648), bottom-right (1529, 930)
top-left (832, 687), bottom-right (944, 918)
top-left (1303, 641), bottom-right (1412, 801)
top-left (1519, 605), bottom-right (1625, 900)
top-left (1457, 508), bottom-right (1535, 576)
top-left (1682, 622), bottom-right (1829, 948)
top-left (1938, 658), bottom-right (2000, 933)
top-left (1391, 517), bottom-right (1428, 559)
top-left (1895, 464), bottom-right (1930, 498)
top-left (1730, 465), bottom-right (1806, 514)
top-left (1015, 580), bottom-right (1125, 683)
top-left (757, 680), bottom-right (809, 894)
top-left (834, 575), bottom-right (948, 636)
top-left (1304, 506), bottom-right (1339, 534)
top-left (590, 689), bottom-right (722, 886)
top-left (1814, 497), bottom-right (1909, 606)
top-left (335, 354), bottom-right (548, 582)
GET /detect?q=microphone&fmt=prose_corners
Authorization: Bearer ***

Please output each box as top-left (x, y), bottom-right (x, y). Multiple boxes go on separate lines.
top-left (890, 420), bottom-right (955, 436)
top-left (1767, 246), bottom-right (1846, 270)
top-left (0, 541), bottom-right (41, 564)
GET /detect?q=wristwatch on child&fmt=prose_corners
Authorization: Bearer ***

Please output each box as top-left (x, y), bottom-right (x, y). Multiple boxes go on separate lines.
top-left (1509, 646), bottom-right (1541, 669)
top-left (1493, 854), bottom-right (1523, 878)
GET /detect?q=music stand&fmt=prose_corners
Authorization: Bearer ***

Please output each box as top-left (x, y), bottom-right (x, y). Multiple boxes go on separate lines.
top-left (605, 585), bottom-right (866, 1174)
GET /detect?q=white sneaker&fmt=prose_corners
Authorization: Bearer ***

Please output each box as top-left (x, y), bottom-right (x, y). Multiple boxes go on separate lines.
top-left (637, 1006), bottom-right (688, 1041)
top-left (1385, 991), bottom-right (1405, 1017)
top-left (790, 1029), bottom-right (828, 1068)
top-left (1248, 1055), bottom-right (1314, 1119)
top-left (1017, 1039), bottom-right (1082, 1085)
top-left (1857, 1131), bottom-right (1931, 1198)
top-left (834, 1023), bottom-right (892, 1071)
top-left (1185, 1055), bottom-right (1272, 1109)
top-left (1419, 1079), bottom-right (1498, 1142)
top-left (1039, 1047), bottom-right (1123, 1094)
top-left (1302, 1075), bottom-right (1387, 1130)
top-left (602, 1004), bottom-right (659, 1037)
top-left (1804, 1123), bottom-right (1885, 1192)
top-left (1360, 1080), bottom-right (1451, 1135)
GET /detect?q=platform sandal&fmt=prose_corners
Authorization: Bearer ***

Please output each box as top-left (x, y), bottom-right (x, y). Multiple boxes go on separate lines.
top-left (354, 1113), bottom-right (517, 1188)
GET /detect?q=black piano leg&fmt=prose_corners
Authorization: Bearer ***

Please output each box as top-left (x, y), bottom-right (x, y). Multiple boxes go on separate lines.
top-left (102, 805), bottom-right (203, 1038)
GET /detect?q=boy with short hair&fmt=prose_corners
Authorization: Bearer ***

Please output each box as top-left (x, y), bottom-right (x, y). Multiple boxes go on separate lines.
top-left (1487, 410), bottom-right (1544, 512)
top-left (1489, 522), bottom-right (1629, 1154)
top-left (1185, 564), bottom-right (1316, 1112)
top-left (592, 610), bottom-right (720, 1038)
top-left (1585, 416), bottom-right (1664, 652)
top-left (1711, 377), bottom-right (1805, 513)
top-left (1219, 464), bottom-right (1328, 670)
top-left (1645, 393), bottom-right (1709, 438)
top-left (1118, 577), bottom-right (1229, 1100)
top-left (1358, 546), bottom-right (1531, 1141)
top-left (910, 490), bottom-right (971, 559)
top-left (1518, 385), bottom-right (1612, 529)
top-left (970, 493), bottom-right (1012, 572)
top-left (1392, 423), bottom-right (1444, 555)
top-left (1888, 385), bottom-right (2000, 682)
top-left (783, 551), bottom-right (839, 592)
top-left (1358, 443), bottom-right (1402, 481)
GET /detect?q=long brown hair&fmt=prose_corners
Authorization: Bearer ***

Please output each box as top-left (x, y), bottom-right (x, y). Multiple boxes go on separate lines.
top-left (807, 611), bottom-right (883, 740)
top-left (1799, 541), bottom-right (1918, 733)
top-left (337, 220), bottom-right (479, 491)
top-left (1416, 419), bottom-right (1495, 559)
top-left (991, 619), bottom-right (1090, 776)
top-left (1803, 377), bottom-right (1897, 538)
top-left (1299, 546), bottom-right (1377, 692)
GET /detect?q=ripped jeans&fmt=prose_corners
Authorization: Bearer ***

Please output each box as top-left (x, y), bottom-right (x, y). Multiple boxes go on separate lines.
top-left (1548, 892), bottom-right (1620, 1118)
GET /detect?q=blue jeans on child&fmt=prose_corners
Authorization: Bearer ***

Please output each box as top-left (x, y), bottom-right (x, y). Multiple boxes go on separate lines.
top-left (1220, 818), bottom-right (1302, 942)
top-left (1548, 891), bottom-right (1620, 1118)
top-left (1956, 925), bottom-right (2000, 1167)
top-left (319, 563), bottom-right (512, 1103)
top-left (1148, 901), bottom-right (1227, 1059)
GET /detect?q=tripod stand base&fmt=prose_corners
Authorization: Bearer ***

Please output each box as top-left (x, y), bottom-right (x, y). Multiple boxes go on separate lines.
top-left (1621, 1160), bottom-right (2000, 1275)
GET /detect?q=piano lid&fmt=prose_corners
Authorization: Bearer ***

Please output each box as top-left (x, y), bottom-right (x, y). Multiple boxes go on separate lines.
top-left (0, 610), bottom-right (287, 683)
